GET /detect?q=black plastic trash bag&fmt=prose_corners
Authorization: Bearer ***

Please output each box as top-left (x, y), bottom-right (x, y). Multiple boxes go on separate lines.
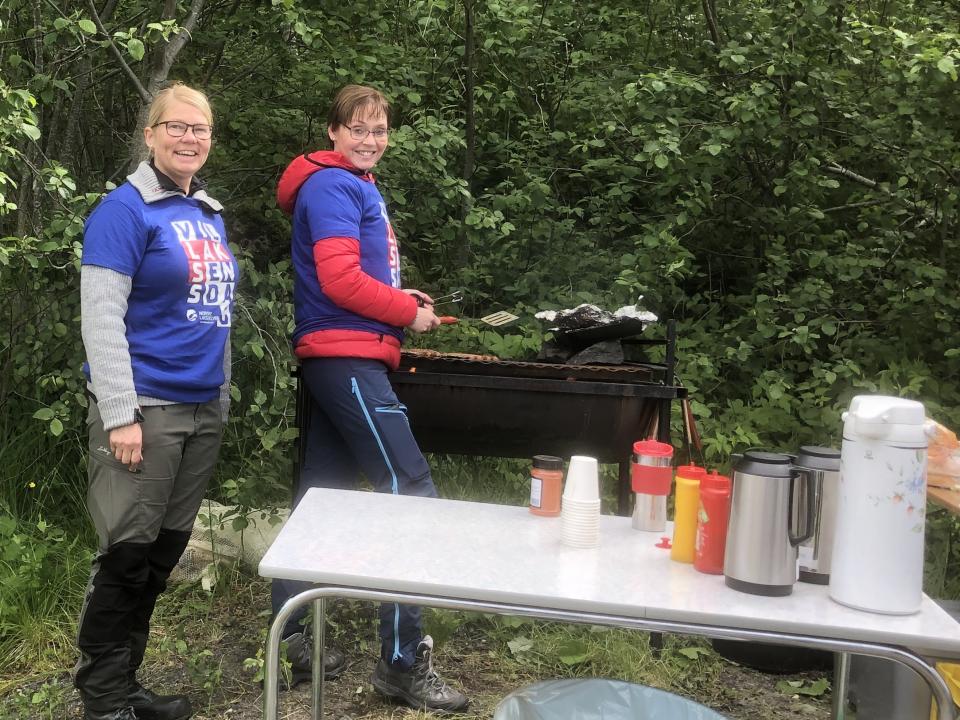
top-left (494, 678), bottom-right (729, 720)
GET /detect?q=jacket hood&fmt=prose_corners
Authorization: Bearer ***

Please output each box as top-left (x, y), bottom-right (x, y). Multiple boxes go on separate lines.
top-left (276, 151), bottom-right (374, 215)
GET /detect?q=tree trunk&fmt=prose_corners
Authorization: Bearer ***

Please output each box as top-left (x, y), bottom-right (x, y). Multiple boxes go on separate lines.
top-left (125, 0), bottom-right (208, 169)
top-left (456, 0), bottom-right (476, 269)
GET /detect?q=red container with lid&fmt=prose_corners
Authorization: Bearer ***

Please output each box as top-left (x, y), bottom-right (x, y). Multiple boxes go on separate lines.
top-left (631, 440), bottom-right (673, 495)
top-left (694, 470), bottom-right (732, 575)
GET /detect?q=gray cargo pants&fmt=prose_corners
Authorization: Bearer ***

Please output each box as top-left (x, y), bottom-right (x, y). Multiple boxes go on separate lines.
top-left (74, 400), bottom-right (222, 712)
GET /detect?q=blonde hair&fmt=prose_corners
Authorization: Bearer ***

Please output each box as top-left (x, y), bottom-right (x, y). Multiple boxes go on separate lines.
top-left (146, 82), bottom-right (213, 127)
top-left (327, 85), bottom-right (392, 130)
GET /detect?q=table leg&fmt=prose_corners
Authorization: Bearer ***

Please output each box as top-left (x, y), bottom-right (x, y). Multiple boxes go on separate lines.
top-left (832, 651), bottom-right (850, 720)
top-left (313, 598), bottom-right (326, 720)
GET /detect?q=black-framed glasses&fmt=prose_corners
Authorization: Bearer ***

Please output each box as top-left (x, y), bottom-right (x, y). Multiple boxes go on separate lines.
top-left (153, 121), bottom-right (213, 140)
top-left (346, 125), bottom-right (388, 141)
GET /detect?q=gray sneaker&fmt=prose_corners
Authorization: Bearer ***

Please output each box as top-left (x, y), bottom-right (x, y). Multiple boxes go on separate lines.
top-left (370, 635), bottom-right (469, 713)
top-left (282, 631), bottom-right (347, 687)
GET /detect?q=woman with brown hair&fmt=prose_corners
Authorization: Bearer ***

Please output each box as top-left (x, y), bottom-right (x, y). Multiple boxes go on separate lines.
top-left (272, 84), bottom-right (468, 713)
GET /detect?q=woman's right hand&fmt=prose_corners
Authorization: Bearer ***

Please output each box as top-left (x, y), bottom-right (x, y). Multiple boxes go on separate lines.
top-left (109, 423), bottom-right (143, 470)
top-left (407, 305), bottom-right (441, 333)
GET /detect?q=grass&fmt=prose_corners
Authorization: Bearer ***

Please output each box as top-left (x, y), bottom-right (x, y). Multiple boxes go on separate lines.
top-left (0, 425), bottom-right (92, 690)
top-left (0, 449), bottom-right (952, 719)
top-left (0, 558), bottom-right (834, 720)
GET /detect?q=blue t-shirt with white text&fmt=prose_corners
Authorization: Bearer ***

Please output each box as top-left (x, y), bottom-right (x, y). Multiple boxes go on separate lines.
top-left (82, 183), bottom-right (237, 402)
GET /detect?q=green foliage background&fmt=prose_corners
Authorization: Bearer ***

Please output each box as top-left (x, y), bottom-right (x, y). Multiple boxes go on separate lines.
top-left (2, 0), bottom-right (960, 667)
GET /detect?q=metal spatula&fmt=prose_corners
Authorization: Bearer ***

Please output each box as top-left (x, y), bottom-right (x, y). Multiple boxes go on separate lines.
top-left (480, 310), bottom-right (519, 327)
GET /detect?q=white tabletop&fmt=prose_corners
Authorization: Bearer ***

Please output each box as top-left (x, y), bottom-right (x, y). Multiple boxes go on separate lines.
top-left (259, 488), bottom-right (960, 657)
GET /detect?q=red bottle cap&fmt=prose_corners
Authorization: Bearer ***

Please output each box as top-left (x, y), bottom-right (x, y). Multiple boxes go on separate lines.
top-left (632, 440), bottom-right (673, 457)
top-left (675, 464), bottom-right (707, 482)
top-left (700, 471), bottom-right (730, 491)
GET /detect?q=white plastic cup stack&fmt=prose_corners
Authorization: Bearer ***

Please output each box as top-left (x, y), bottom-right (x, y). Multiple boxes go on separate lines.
top-left (561, 455), bottom-right (601, 548)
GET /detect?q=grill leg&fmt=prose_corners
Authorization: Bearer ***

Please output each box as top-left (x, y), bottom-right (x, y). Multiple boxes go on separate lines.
top-left (658, 319), bottom-right (677, 444)
top-left (617, 461), bottom-right (630, 516)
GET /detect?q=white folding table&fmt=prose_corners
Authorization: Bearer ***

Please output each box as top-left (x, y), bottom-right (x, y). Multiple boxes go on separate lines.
top-left (259, 488), bottom-right (960, 720)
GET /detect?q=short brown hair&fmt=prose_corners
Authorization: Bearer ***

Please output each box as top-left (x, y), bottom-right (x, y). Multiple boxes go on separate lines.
top-left (327, 85), bottom-right (392, 130)
top-left (146, 82), bottom-right (213, 127)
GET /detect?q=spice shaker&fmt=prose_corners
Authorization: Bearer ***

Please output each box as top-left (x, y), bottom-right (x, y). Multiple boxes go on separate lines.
top-left (529, 455), bottom-right (564, 516)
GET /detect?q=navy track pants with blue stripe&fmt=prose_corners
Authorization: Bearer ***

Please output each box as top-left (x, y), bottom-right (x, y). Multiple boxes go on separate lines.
top-left (271, 356), bottom-right (436, 670)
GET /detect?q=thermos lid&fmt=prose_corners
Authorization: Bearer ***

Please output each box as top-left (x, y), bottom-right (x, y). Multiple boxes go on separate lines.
top-left (700, 471), bottom-right (730, 491)
top-left (842, 395), bottom-right (931, 446)
top-left (632, 439), bottom-right (673, 457)
top-left (796, 445), bottom-right (840, 471)
top-left (532, 455), bottom-right (564, 471)
top-left (675, 464), bottom-right (707, 481)
top-left (736, 450), bottom-right (794, 477)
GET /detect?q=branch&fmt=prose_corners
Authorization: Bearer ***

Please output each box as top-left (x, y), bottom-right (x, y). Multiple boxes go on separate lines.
top-left (701, 0), bottom-right (721, 46)
top-left (148, 0), bottom-right (205, 93)
top-left (86, 0), bottom-right (151, 103)
top-left (823, 162), bottom-right (936, 223)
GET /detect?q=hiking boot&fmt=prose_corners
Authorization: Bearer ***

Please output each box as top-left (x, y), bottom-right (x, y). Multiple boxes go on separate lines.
top-left (283, 631), bottom-right (347, 687)
top-left (127, 682), bottom-right (192, 720)
top-left (370, 635), bottom-right (469, 713)
top-left (84, 707), bottom-right (137, 720)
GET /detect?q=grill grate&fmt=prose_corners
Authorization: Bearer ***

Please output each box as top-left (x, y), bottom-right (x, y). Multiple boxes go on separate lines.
top-left (398, 351), bottom-right (664, 384)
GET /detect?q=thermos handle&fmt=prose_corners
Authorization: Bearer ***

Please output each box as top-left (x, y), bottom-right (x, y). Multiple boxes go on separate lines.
top-left (788, 468), bottom-right (816, 546)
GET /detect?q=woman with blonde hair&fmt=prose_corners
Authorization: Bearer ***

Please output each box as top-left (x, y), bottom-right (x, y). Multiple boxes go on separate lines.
top-left (75, 81), bottom-right (237, 720)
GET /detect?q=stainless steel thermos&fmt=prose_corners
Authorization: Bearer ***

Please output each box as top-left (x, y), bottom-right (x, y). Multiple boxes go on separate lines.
top-left (724, 451), bottom-right (815, 596)
top-left (793, 446), bottom-right (841, 585)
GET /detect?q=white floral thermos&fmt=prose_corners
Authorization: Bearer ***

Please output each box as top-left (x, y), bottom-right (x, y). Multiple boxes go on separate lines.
top-left (829, 395), bottom-right (934, 615)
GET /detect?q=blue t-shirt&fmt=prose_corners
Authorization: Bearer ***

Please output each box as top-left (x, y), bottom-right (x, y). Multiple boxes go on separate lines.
top-left (291, 168), bottom-right (404, 343)
top-left (82, 183), bottom-right (237, 402)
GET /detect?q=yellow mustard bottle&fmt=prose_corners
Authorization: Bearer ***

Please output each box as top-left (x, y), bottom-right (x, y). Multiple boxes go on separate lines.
top-left (671, 464), bottom-right (707, 563)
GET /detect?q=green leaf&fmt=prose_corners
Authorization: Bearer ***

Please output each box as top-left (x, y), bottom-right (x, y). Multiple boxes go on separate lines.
top-left (33, 408), bottom-right (55, 421)
top-left (677, 646), bottom-right (710, 660)
top-left (776, 677), bottom-right (829, 696)
top-left (507, 636), bottom-right (533, 656)
top-left (406, 91), bottom-right (422, 104)
top-left (78, 18), bottom-right (96, 34)
top-left (937, 56), bottom-right (956, 76)
top-left (707, 144), bottom-right (722, 156)
top-left (54, 17), bottom-right (69, 30)
top-left (127, 38), bottom-right (145, 61)
top-left (654, 154), bottom-right (669, 169)
top-left (557, 639), bottom-right (589, 665)
top-left (50, 418), bottom-right (64, 436)
top-left (21, 124), bottom-right (41, 141)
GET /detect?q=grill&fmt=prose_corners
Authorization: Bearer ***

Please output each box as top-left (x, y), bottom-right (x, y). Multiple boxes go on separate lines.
top-left (389, 322), bottom-right (685, 513)
top-left (294, 322), bottom-right (685, 514)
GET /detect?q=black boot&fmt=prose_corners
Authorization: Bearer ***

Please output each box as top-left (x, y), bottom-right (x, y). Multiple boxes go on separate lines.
top-left (282, 631), bottom-right (347, 687)
top-left (127, 682), bottom-right (192, 720)
top-left (84, 707), bottom-right (137, 720)
top-left (370, 635), bottom-right (468, 713)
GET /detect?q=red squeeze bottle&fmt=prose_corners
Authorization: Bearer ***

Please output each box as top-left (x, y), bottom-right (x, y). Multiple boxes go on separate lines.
top-left (694, 471), bottom-right (732, 575)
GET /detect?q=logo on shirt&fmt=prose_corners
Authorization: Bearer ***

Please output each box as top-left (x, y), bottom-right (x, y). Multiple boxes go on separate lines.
top-left (171, 220), bottom-right (236, 327)
top-left (379, 202), bottom-right (401, 288)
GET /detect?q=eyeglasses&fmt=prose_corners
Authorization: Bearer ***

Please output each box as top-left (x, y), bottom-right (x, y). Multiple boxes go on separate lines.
top-left (346, 125), bottom-right (388, 141)
top-left (153, 121), bottom-right (213, 140)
